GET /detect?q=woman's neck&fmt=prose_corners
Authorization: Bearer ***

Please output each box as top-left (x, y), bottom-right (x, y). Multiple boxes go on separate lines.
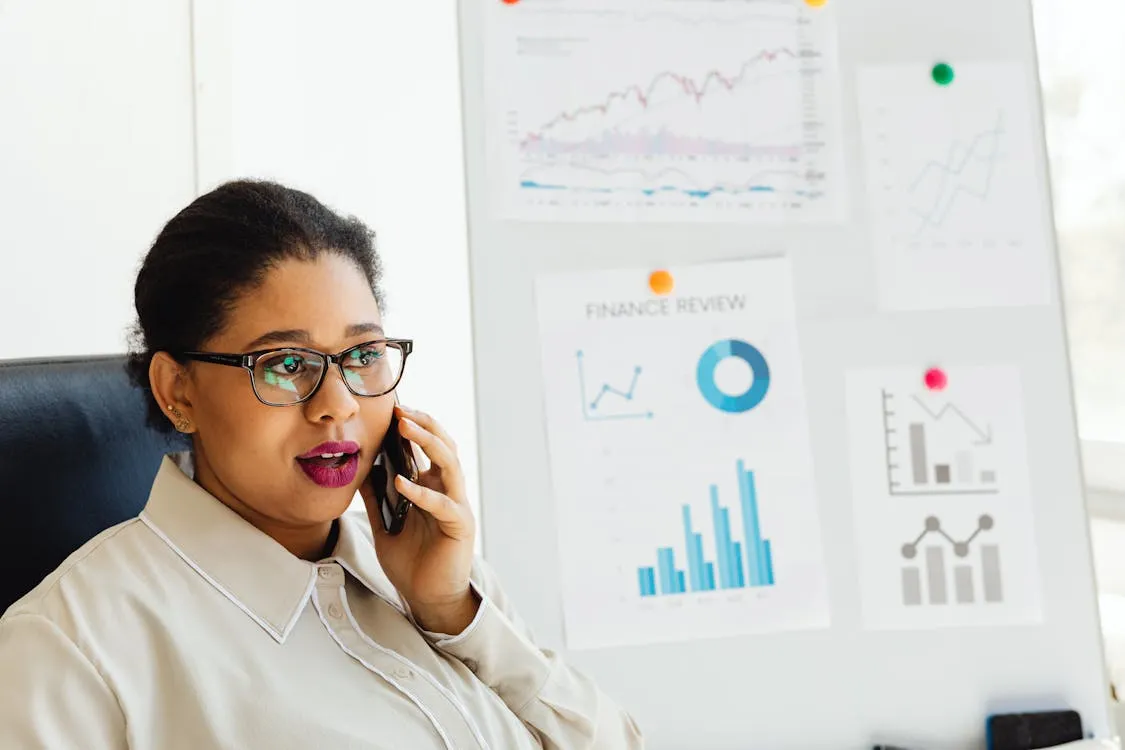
top-left (190, 447), bottom-right (338, 561)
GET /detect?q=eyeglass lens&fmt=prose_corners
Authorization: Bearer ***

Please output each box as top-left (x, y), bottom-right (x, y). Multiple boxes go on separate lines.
top-left (253, 343), bottom-right (404, 404)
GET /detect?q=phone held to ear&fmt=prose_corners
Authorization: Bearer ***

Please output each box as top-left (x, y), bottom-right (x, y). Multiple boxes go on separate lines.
top-left (369, 411), bottom-right (420, 535)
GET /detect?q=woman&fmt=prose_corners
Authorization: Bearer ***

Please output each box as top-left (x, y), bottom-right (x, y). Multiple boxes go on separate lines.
top-left (0, 181), bottom-right (643, 749)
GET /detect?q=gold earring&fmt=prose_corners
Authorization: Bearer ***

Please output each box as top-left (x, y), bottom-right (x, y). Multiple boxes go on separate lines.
top-left (167, 404), bottom-right (192, 433)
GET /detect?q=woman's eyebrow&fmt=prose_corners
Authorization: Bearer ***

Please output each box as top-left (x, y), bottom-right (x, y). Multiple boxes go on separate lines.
top-left (243, 323), bottom-right (384, 350)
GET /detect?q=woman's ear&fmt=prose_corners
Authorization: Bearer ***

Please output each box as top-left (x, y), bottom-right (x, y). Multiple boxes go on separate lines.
top-left (149, 352), bottom-right (195, 433)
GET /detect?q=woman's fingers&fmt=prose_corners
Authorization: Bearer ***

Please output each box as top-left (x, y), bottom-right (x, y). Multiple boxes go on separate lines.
top-left (397, 416), bottom-right (465, 499)
top-left (396, 405), bottom-right (458, 456)
top-left (394, 475), bottom-right (472, 539)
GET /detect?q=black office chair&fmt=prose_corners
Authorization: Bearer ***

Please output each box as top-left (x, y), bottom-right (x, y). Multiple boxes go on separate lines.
top-left (0, 355), bottom-right (189, 613)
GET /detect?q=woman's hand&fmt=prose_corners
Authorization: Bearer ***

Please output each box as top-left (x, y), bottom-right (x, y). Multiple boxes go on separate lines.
top-left (359, 404), bottom-right (479, 635)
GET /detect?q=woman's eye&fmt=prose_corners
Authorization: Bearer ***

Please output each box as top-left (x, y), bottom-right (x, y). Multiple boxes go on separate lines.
top-left (267, 355), bottom-right (304, 375)
top-left (349, 348), bottom-right (384, 367)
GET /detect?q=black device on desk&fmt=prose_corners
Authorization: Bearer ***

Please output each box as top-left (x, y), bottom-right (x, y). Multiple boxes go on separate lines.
top-left (987, 710), bottom-right (1084, 750)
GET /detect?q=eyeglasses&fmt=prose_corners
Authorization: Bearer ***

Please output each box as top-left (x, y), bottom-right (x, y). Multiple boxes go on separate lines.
top-left (174, 339), bottom-right (413, 407)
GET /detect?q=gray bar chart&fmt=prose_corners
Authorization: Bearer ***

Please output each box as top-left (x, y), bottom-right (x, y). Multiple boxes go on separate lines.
top-left (954, 565), bottom-right (974, 603)
top-left (882, 389), bottom-right (1000, 496)
top-left (902, 568), bottom-right (922, 606)
top-left (982, 545), bottom-right (1003, 603)
top-left (926, 547), bottom-right (947, 604)
top-left (910, 423), bottom-right (927, 485)
top-left (900, 515), bottom-right (1002, 607)
top-left (935, 464), bottom-right (951, 484)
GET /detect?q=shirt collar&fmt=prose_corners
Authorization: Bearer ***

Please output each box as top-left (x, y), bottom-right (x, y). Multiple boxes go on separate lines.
top-left (140, 452), bottom-right (400, 643)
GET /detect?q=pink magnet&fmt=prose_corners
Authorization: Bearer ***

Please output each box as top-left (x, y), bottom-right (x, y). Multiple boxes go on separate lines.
top-left (924, 367), bottom-right (948, 391)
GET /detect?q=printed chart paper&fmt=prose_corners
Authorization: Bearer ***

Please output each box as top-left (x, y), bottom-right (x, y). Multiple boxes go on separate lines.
top-left (846, 367), bottom-right (1043, 630)
top-left (486, 0), bottom-right (844, 223)
top-left (536, 258), bottom-right (829, 649)
top-left (858, 62), bottom-right (1055, 310)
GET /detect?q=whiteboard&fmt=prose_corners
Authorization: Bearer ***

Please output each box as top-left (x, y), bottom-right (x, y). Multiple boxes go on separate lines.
top-left (456, 0), bottom-right (1112, 747)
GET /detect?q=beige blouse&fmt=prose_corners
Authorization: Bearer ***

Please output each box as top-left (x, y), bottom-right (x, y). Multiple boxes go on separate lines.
top-left (0, 453), bottom-right (643, 749)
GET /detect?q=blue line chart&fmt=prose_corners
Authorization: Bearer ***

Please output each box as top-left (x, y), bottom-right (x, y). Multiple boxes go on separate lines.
top-left (908, 111), bottom-right (1005, 235)
top-left (576, 350), bottom-right (654, 421)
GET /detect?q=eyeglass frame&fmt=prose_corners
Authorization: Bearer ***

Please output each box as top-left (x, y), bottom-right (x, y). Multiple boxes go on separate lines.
top-left (172, 338), bottom-right (414, 407)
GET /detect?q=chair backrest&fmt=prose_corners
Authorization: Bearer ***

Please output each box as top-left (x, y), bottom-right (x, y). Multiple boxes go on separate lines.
top-left (0, 355), bottom-right (189, 613)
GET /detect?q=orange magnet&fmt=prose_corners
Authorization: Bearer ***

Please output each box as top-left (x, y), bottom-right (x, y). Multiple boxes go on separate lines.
top-left (649, 270), bottom-right (675, 296)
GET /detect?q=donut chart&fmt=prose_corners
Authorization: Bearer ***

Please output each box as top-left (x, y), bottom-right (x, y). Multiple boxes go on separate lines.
top-left (696, 339), bottom-right (771, 413)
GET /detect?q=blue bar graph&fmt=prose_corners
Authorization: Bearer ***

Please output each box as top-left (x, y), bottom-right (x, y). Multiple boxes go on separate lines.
top-left (739, 462), bottom-right (763, 586)
top-left (732, 542), bottom-right (745, 588)
top-left (683, 507), bottom-right (705, 592)
top-left (657, 548), bottom-right (676, 594)
top-left (637, 460), bottom-right (776, 598)
top-left (763, 541), bottom-right (775, 585)
top-left (710, 486), bottom-right (732, 588)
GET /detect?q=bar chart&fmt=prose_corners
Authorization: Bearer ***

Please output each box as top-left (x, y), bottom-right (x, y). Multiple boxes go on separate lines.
top-left (881, 389), bottom-right (999, 496)
top-left (848, 367), bottom-right (1040, 629)
top-left (638, 459), bottom-right (775, 597)
top-left (900, 515), bottom-right (1003, 606)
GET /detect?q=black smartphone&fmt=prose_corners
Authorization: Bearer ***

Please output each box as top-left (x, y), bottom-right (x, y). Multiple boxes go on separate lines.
top-left (370, 411), bottom-right (420, 535)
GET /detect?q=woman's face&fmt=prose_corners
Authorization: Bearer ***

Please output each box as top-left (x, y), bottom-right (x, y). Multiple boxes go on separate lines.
top-left (175, 254), bottom-right (394, 528)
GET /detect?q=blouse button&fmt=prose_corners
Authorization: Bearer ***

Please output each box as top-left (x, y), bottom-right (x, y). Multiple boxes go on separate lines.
top-left (327, 603), bottom-right (344, 619)
top-left (318, 567), bottom-right (332, 579)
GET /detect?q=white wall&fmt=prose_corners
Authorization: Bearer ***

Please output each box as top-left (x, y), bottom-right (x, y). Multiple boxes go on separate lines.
top-left (192, 0), bottom-right (480, 510)
top-left (0, 0), bottom-right (197, 359)
top-left (0, 0), bottom-right (480, 511)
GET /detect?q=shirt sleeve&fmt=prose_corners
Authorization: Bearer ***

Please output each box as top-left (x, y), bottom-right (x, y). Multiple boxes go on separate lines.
top-left (0, 613), bottom-right (127, 749)
top-left (419, 558), bottom-right (644, 750)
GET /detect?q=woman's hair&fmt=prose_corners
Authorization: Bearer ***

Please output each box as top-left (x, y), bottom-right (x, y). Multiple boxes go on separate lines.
top-left (125, 179), bottom-right (384, 434)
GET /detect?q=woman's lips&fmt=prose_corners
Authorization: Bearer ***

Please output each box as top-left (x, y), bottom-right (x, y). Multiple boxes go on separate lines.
top-left (296, 453), bottom-right (360, 488)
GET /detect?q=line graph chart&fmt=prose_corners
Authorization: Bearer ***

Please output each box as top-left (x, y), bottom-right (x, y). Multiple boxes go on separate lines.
top-left (859, 62), bottom-right (1052, 310)
top-left (487, 0), bottom-right (843, 222)
top-left (908, 112), bottom-right (1005, 236)
top-left (899, 515), bottom-right (1004, 606)
top-left (577, 350), bottom-right (654, 421)
top-left (520, 48), bottom-right (801, 150)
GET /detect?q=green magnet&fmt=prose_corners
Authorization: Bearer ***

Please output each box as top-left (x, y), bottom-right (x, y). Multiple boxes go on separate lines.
top-left (932, 62), bottom-right (955, 86)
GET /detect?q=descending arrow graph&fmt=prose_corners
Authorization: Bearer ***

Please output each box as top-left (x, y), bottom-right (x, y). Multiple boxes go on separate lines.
top-left (909, 395), bottom-right (993, 446)
top-left (881, 389), bottom-right (999, 496)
